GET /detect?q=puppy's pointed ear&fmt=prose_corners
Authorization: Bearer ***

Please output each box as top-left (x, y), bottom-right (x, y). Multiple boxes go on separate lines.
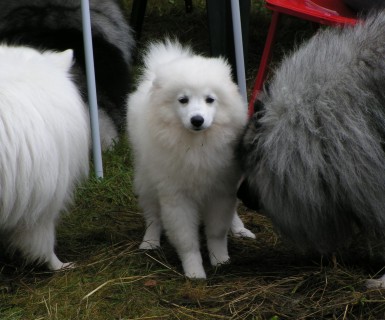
top-left (44, 49), bottom-right (74, 72)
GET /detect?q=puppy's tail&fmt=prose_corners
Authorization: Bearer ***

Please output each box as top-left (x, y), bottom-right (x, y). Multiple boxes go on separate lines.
top-left (142, 38), bottom-right (193, 73)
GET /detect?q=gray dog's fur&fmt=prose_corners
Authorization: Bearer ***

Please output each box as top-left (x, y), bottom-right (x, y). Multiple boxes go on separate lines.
top-left (238, 11), bottom-right (385, 253)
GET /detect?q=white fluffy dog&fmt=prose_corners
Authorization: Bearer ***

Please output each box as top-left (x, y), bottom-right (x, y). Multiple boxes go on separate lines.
top-left (127, 40), bottom-right (253, 279)
top-left (0, 45), bottom-right (89, 270)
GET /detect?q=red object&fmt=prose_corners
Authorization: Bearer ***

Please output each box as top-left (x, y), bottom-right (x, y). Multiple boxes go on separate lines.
top-left (248, 0), bottom-right (359, 116)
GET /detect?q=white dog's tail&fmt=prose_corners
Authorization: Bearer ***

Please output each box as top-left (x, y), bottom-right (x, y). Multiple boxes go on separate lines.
top-left (143, 38), bottom-right (193, 74)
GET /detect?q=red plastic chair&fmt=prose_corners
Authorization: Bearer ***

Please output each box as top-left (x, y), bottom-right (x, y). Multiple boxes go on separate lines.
top-left (248, 0), bottom-right (359, 115)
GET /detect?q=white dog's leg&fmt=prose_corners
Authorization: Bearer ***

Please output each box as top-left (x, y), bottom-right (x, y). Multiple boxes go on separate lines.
top-left (204, 197), bottom-right (236, 266)
top-left (230, 212), bottom-right (256, 239)
top-left (179, 251), bottom-right (206, 279)
top-left (10, 217), bottom-right (69, 271)
top-left (159, 196), bottom-right (206, 279)
top-left (138, 193), bottom-right (162, 250)
top-left (140, 218), bottom-right (162, 250)
top-left (366, 274), bottom-right (385, 289)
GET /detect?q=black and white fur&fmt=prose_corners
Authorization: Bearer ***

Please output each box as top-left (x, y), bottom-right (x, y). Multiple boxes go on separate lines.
top-left (0, 0), bottom-right (135, 149)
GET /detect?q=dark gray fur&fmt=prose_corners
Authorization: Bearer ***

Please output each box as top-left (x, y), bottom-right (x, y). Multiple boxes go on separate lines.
top-left (238, 11), bottom-right (385, 253)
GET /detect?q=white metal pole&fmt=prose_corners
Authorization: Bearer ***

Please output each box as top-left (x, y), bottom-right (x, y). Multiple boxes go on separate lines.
top-left (81, 0), bottom-right (103, 178)
top-left (230, 0), bottom-right (248, 104)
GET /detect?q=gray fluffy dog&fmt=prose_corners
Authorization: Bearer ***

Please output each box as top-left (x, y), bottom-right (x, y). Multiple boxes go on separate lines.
top-left (238, 11), bottom-right (385, 285)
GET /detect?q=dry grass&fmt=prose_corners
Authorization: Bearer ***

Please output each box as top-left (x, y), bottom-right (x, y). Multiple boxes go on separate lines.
top-left (1, 1), bottom-right (385, 319)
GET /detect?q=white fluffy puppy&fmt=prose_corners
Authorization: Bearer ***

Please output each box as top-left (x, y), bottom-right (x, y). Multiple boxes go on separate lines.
top-left (127, 40), bottom-right (252, 278)
top-left (0, 45), bottom-right (89, 270)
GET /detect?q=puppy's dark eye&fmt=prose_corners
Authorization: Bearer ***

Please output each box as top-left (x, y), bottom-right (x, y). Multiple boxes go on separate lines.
top-left (205, 96), bottom-right (215, 104)
top-left (178, 96), bottom-right (189, 104)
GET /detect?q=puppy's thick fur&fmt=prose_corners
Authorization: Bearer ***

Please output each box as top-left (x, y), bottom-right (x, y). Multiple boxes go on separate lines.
top-left (0, 45), bottom-right (89, 270)
top-left (0, 0), bottom-right (135, 149)
top-left (127, 40), bottom-right (249, 278)
top-left (238, 11), bottom-right (385, 286)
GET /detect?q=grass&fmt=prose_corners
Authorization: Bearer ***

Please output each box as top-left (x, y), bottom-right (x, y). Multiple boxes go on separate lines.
top-left (1, 0), bottom-right (385, 319)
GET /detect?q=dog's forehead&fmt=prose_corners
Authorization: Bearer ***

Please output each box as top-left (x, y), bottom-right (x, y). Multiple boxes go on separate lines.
top-left (152, 55), bottom-right (236, 101)
top-left (161, 55), bottom-right (231, 77)
top-left (176, 87), bottom-right (217, 98)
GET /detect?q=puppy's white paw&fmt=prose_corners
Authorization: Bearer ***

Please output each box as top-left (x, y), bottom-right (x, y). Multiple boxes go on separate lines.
top-left (61, 262), bottom-right (75, 269)
top-left (366, 274), bottom-right (385, 289)
top-left (184, 269), bottom-right (207, 279)
top-left (181, 252), bottom-right (206, 279)
top-left (139, 240), bottom-right (160, 250)
top-left (230, 227), bottom-right (256, 239)
top-left (209, 253), bottom-right (230, 267)
top-left (230, 213), bottom-right (255, 239)
top-left (184, 264), bottom-right (207, 279)
top-left (47, 254), bottom-right (74, 271)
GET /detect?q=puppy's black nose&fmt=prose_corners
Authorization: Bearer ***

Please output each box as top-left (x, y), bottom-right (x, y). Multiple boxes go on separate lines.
top-left (191, 115), bottom-right (204, 127)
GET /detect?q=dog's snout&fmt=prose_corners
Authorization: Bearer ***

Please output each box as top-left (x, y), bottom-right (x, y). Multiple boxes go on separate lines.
top-left (191, 115), bottom-right (204, 128)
